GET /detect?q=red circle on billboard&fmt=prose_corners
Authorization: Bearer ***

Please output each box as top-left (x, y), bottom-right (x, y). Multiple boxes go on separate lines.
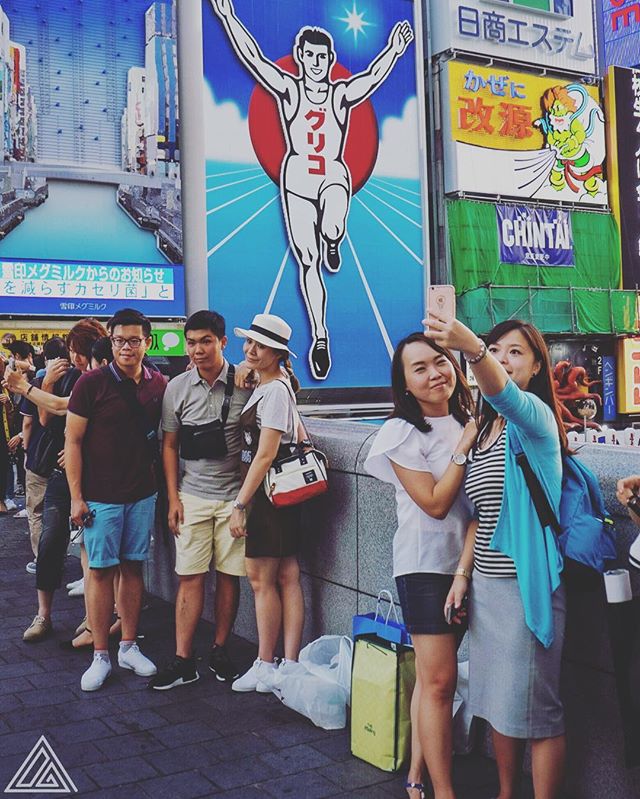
top-left (247, 56), bottom-right (379, 194)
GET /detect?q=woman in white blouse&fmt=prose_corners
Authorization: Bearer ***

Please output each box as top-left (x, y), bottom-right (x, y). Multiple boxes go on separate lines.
top-left (365, 332), bottom-right (476, 799)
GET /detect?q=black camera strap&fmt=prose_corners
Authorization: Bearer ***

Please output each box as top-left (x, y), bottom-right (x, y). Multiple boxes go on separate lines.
top-left (107, 363), bottom-right (158, 459)
top-left (220, 364), bottom-right (235, 428)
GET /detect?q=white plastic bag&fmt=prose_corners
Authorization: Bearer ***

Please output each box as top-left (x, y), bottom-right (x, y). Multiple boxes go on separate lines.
top-left (274, 635), bottom-right (353, 730)
top-left (298, 635), bottom-right (353, 700)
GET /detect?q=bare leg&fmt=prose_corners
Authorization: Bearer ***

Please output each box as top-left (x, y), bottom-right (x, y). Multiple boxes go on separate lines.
top-left (246, 557), bottom-right (281, 662)
top-left (87, 566), bottom-right (117, 651)
top-left (284, 192), bottom-right (327, 341)
top-left (37, 589), bottom-right (53, 620)
top-left (319, 184), bottom-right (349, 271)
top-left (413, 633), bottom-right (458, 799)
top-left (492, 729), bottom-right (525, 799)
top-left (277, 557), bottom-right (304, 661)
top-left (117, 560), bottom-right (144, 643)
top-left (213, 571), bottom-right (240, 647)
top-left (407, 678), bottom-right (426, 797)
top-left (175, 573), bottom-right (206, 658)
top-left (531, 735), bottom-right (566, 799)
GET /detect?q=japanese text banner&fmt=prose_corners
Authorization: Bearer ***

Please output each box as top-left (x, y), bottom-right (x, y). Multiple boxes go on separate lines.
top-left (442, 61), bottom-right (608, 207)
top-left (431, 0), bottom-right (596, 74)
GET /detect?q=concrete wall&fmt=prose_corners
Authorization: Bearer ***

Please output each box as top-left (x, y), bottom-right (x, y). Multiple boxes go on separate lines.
top-left (144, 420), bottom-right (640, 799)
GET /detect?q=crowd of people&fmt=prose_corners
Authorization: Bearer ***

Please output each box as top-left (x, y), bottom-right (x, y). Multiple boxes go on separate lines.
top-left (3, 307), bottom-right (640, 799)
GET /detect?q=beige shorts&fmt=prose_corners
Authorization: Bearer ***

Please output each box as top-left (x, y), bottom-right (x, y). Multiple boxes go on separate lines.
top-left (175, 492), bottom-right (246, 577)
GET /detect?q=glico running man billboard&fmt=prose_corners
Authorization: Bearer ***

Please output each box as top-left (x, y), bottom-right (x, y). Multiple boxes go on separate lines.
top-left (203, 0), bottom-right (428, 386)
top-left (0, 0), bottom-right (184, 319)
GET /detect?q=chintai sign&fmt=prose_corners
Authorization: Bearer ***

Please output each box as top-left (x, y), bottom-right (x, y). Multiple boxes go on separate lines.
top-left (497, 204), bottom-right (574, 266)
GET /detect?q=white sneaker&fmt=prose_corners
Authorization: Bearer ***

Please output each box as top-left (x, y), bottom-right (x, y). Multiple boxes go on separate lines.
top-left (25, 560), bottom-right (37, 575)
top-left (81, 653), bottom-right (111, 692)
top-left (232, 658), bottom-right (277, 693)
top-left (66, 578), bottom-right (83, 591)
top-left (118, 643), bottom-right (157, 677)
top-left (68, 578), bottom-right (85, 597)
top-left (269, 658), bottom-right (306, 692)
top-left (14, 508), bottom-right (28, 518)
top-left (5, 498), bottom-right (17, 511)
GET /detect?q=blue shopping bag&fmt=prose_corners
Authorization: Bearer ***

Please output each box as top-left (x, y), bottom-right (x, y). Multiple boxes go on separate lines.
top-left (352, 590), bottom-right (412, 647)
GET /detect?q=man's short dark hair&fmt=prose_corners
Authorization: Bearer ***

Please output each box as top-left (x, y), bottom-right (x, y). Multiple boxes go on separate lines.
top-left (91, 336), bottom-right (113, 365)
top-left (7, 341), bottom-right (35, 359)
top-left (107, 308), bottom-right (151, 338)
top-left (296, 27), bottom-right (334, 55)
top-left (184, 310), bottom-right (225, 339)
top-left (43, 336), bottom-right (68, 361)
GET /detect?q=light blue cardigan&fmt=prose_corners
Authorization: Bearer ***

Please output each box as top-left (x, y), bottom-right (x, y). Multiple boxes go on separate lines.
top-left (484, 379), bottom-right (563, 649)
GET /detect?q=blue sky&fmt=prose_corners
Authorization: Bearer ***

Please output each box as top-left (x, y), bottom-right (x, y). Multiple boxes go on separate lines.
top-left (202, 0), bottom-right (418, 121)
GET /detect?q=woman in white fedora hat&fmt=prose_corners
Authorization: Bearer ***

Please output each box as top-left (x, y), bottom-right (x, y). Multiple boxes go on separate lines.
top-left (229, 313), bottom-right (305, 692)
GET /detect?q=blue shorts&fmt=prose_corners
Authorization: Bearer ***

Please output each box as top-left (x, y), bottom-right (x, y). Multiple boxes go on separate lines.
top-left (84, 494), bottom-right (157, 568)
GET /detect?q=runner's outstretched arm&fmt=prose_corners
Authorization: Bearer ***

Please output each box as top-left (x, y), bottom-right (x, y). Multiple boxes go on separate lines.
top-left (210, 0), bottom-right (293, 98)
top-left (342, 20), bottom-right (413, 106)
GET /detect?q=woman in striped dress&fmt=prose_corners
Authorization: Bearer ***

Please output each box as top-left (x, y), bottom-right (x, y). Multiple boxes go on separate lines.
top-left (429, 314), bottom-right (568, 799)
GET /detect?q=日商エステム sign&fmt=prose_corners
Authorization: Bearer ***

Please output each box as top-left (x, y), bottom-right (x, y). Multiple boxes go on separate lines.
top-left (431, 0), bottom-right (596, 73)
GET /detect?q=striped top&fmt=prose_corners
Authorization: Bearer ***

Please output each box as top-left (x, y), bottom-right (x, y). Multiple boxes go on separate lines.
top-left (465, 427), bottom-right (517, 577)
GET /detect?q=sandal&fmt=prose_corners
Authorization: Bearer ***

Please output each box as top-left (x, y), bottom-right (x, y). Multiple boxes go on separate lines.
top-left (405, 782), bottom-right (426, 799)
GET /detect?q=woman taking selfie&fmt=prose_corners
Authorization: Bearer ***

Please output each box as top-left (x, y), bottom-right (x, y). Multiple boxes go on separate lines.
top-left (365, 332), bottom-right (476, 799)
top-left (229, 314), bottom-right (305, 693)
top-left (430, 314), bottom-right (567, 799)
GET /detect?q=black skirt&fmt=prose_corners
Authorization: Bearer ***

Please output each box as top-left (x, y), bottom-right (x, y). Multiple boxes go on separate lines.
top-left (245, 487), bottom-right (301, 559)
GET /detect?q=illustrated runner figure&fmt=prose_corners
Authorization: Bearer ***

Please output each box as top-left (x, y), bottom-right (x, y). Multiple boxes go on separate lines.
top-left (211, 0), bottom-right (414, 380)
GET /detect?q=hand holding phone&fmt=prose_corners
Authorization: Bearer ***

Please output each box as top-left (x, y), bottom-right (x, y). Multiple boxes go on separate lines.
top-left (446, 594), bottom-right (468, 625)
top-left (427, 285), bottom-right (456, 326)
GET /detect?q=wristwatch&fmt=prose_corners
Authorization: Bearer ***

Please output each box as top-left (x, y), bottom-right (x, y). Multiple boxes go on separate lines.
top-left (232, 500), bottom-right (246, 511)
top-left (451, 452), bottom-right (467, 466)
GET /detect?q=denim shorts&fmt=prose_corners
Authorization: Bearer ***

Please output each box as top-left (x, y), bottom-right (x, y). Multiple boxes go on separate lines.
top-left (84, 493), bottom-right (157, 568)
top-left (396, 572), bottom-right (465, 636)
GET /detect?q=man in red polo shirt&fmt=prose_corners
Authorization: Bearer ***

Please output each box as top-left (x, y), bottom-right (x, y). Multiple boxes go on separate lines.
top-left (66, 308), bottom-right (167, 692)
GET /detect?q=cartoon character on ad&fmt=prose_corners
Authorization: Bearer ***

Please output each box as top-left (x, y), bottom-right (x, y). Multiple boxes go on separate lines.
top-left (534, 84), bottom-right (605, 198)
top-left (211, 0), bottom-right (414, 380)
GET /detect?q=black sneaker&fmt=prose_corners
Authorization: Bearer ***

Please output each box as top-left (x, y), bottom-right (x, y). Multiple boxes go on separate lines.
top-left (309, 337), bottom-right (331, 380)
top-left (209, 644), bottom-right (240, 682)
top-left (148, 656), bottom-right (199, 691)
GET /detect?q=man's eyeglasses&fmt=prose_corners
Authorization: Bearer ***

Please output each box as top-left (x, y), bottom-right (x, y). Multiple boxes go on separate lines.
top-left (110, 336), bottom-right (144, 350)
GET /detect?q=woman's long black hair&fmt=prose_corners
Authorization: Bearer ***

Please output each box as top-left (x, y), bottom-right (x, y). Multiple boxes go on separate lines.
top-left (390, 332), bottom-right (474, 433)
top-left (476, 319), bottom-right (568, 454)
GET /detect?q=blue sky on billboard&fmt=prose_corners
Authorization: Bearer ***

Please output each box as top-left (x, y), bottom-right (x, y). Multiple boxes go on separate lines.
top-left (202, 0), bottom-right (413, 122)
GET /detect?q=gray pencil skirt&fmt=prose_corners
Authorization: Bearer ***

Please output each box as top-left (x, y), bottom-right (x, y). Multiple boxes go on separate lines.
top-left (468, 573), bottom-right (566, 739)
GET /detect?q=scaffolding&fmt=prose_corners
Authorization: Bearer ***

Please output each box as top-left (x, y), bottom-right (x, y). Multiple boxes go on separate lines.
top-left (457, 285), bottom-right (639, 336)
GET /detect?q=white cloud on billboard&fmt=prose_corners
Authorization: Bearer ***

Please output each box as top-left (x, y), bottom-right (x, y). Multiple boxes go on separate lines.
top-left (373, 97), bottom-right (420, 179)
top-left (203, 82), bottom-right (257, 164)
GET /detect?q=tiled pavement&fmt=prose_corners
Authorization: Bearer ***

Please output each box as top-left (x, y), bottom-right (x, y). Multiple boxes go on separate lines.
top-left (0, 512), bottom-right (537, 799)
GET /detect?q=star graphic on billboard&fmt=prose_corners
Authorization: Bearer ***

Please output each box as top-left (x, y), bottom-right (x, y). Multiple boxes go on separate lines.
top-left (336, 1), bottom-right (374, 44)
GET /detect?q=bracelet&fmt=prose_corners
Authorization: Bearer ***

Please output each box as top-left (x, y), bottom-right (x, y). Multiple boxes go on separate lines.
top-left (232, 499), bottom-right (246, 512)
top-left (466, 341), bottom-right (487, 365)
top-left (26, 383), bottom-right (34, 396)
top-left (454, 567), bottom-right (472, 579)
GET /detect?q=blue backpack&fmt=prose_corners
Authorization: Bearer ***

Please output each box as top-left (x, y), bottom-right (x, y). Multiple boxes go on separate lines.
top-left (514, 444), bottom-right (617, 586)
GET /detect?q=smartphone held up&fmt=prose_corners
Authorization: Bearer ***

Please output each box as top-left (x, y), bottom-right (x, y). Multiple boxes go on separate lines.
top-left (426, 285), bottom-right (456, 330)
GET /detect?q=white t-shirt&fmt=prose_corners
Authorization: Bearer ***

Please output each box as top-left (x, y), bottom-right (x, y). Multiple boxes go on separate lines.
top-left (242, 379), bottom-right (298, 445)
top-left (364, 416), bottom-right (473, 578)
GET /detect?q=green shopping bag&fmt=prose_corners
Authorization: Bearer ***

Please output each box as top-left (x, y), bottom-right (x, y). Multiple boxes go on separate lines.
top-left (350, 634), bottom-right (416, 772)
